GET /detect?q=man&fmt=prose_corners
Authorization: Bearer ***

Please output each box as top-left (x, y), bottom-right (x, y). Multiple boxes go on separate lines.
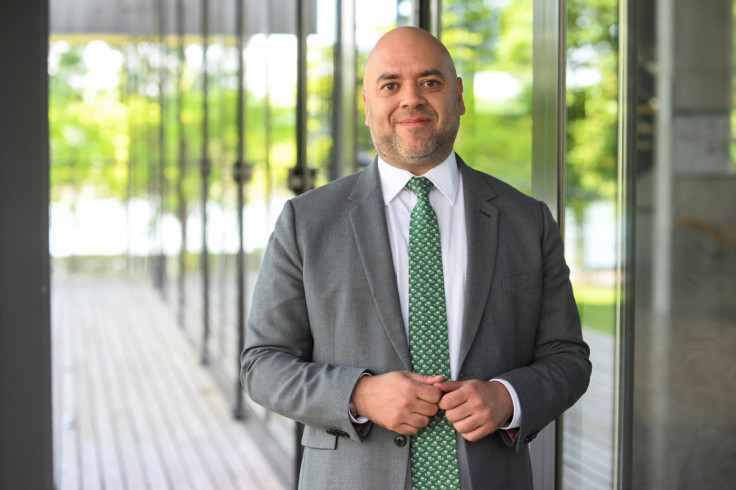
top-left (241, 27), bottom-right (591, 489)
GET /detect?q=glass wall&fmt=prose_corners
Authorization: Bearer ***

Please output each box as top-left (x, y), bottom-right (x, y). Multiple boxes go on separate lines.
top-left (443, 0), bottom-right (534, 193)
top-left (561, 0), bottom-right (619, 487)
top-left (50, 0), bottom-right (736, 487)
top-left (631, 0), bottom-right (736, 488)
top-left (354, 0), bottom-right (402, 167)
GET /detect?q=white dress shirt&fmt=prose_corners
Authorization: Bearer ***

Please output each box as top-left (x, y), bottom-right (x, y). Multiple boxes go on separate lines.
top-left (377, 153), bottom-right (521, 430)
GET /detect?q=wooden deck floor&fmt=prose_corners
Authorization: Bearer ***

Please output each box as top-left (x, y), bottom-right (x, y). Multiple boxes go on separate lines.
top-left (51, 274), bottom-right (615, 490)
top-left (52, 275), bottom-right (291, 490)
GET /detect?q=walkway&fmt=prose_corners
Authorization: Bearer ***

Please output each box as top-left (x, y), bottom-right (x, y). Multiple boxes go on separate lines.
top-left (52, 275), bottom-right (291, 490)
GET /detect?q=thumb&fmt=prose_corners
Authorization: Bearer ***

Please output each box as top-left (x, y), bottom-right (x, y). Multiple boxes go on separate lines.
top-left (407, 372), bottom-right (445, 385)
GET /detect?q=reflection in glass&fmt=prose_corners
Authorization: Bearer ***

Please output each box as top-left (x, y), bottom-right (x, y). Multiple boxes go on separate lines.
top-left (632, 0), bottom-right (736, 488)
top-left (355, 0), bottom-right (400, 167)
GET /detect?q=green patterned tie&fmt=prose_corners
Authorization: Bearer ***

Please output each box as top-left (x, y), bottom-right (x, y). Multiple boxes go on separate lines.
top-left (406, 177), bottom-right (460, 490)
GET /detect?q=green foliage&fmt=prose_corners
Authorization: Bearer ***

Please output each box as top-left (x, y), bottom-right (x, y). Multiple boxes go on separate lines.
top-left (49, 0), bottom-right (621, 223)
top-left (442, 0), bottom-right (533, 189)
top-left (575, 285), bottom-right (616, 334)
top-left (566, 0), bottom-right (619, 241)
top-left (49, 43), bottom-right (133, 201)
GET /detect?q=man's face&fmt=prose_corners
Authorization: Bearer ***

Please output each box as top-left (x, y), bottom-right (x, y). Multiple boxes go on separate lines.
top-left (362, 29), bottom-right (465, 175)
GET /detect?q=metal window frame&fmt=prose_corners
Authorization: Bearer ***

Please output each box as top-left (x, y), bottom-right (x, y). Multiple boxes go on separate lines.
top-left (614, 0), bottom-right (636, 488)
top-left (530, 1), bottom-right (566, 487)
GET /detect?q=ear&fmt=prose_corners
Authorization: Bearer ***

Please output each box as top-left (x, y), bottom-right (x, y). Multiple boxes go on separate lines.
top-left (457, 77), bottom-right (466, 116)
top-left (361, 90), bottom-right (370, 126)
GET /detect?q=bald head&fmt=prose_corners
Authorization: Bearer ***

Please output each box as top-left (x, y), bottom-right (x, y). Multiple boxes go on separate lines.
top-left (364, 27), bottom-right (457, 88)
top-left (361, 27), bottom-right (465, 173)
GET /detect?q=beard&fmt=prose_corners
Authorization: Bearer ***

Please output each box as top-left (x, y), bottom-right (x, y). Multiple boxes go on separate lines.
top-left (369, 111), bottom-right (460, 169)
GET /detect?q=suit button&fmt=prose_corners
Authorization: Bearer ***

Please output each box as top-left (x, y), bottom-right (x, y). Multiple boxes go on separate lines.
top-left (524, 431), bottom-right (538, 444)
top-left (394, 435), bottom-right (407, 447)
top-left (326, 426), bottom-right (350, 438)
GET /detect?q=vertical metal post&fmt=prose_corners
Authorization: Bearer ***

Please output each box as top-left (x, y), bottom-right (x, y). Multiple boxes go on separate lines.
top-left (415, 0), bottom-right (431, 31)
top-left (614, 0), bottom-right (636, 488)
top-left (201, 0), bottom-right (212, 365)
top-left (262, 0), bottom-right (273, 214)
top-left (531, 0), bottom-right (566, 488)
top-left (430, 0), bottom-right (442, 38)
top-left (648, 0), bottom-right (674, 486)
top-left (329, 0), bottom-right (343, 182)
top-left (332, 0), bottom-right (356, 177)
top-left (176, 0), bottom-right (188, 330)
top-left (156, 0), bottom-right (168, 299)
top-left (125, 46), bottom-right (135, 274)
top-left (297, 0), bottom-right (307, 165)
top-left (288, 0), bottom-right (314, 195)
top-left (232, 0), bottom-right (251, 420)
top-left (293, 1), bottom-right (308, 480)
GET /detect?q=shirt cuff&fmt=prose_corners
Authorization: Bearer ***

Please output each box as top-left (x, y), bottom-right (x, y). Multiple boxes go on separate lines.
top-left (349, 372), bottom-right (372, 425)
top-left (349, 411), bottom-right (370, 425)
top-left (491, 378), bottom-right (522, 430)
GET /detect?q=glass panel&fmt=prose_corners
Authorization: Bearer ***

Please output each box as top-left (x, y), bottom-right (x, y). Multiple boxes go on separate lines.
top-left (561, 0), bottom-right (619, 487)
top-left (632, 0), bottom-right (736, 488)
top-left (207, 0), bottom-right (240, 385)
top-left (307, 0), bottom-right (338, 186)
top-left (355, 0), bottom-right (401, 168)
top-left (442, 0), bottom-right (534, 193)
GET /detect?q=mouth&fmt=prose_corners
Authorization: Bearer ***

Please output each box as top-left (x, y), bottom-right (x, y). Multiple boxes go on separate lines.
top-left (398, 116), bottom-right (432, 128)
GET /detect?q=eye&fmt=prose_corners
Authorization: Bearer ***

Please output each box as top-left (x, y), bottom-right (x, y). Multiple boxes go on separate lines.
top-left (423, 79), bottom-right (440, 88)
top-left (381, 82), bottom-right (398, 91)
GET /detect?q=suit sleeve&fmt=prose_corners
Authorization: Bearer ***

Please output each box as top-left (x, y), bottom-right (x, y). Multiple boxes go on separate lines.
top-left (497, 201), bottom-right (592, 449)
top-left (240, 201), bottom-right (368, 441)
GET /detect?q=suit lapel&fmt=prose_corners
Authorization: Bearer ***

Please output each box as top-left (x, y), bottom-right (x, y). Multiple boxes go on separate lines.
top-left (348, 162), bottom-right (412, 370)
top-left (457, 158), bottom-right (498, 371)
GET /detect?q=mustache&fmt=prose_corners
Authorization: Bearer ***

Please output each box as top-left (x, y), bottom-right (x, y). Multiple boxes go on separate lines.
top-left (393, 109), bottom-right (434, 121)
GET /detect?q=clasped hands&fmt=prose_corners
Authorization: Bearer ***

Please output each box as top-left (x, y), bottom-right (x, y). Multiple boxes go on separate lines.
top-left (351, 370), bottom-right (517, 442)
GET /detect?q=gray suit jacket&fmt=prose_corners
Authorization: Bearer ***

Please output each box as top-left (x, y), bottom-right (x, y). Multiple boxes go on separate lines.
top-left (241, 157), bottom-right (591, 489)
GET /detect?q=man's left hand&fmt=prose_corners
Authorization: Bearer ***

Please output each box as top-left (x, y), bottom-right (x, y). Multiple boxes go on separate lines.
top-left (434, 379), bottom-right (514, 442)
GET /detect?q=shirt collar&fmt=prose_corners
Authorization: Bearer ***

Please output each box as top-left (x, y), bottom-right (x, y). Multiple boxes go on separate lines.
top-left (377, 152), bottom-right (459, 206)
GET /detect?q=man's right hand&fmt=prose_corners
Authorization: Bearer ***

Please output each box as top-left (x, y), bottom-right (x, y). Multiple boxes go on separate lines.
top-left (350, 371), bottom-right (444, 435)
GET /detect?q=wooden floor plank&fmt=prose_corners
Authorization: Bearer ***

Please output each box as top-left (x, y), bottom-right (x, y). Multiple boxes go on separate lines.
top-left (53, 275), bottom-right (288, 490)
top-left (75, 294), bottom-right (105, 490)
top-left (145, 293), bottom-right (263, 489)
top-left (94, 290), bottom-right (149, 490)
top-left (130, 283), bottom-right (233, 490)
top-left (108, 285), bottom-right (181, 490)
top-left (53, 293), bottom-right (81, 490)
top-left (80, 288), bottom-right (127, 490)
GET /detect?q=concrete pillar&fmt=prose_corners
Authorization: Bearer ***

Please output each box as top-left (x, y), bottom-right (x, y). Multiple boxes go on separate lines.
top-left (0, 0), bottom-right (54, 488)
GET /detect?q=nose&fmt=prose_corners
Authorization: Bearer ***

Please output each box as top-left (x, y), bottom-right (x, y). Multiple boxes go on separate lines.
top-left (399, 83), bottom-right (426, 109)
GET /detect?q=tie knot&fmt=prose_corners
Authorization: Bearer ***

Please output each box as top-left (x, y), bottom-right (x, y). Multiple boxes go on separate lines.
top-left (406, 176), bottom-right (434, 200)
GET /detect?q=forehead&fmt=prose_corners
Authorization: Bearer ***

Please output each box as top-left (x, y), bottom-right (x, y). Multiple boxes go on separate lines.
top-left (365, 34), bottom-right (454, 83)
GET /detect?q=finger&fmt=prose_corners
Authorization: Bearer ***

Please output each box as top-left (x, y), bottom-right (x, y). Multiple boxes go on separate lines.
top-left (414, 383), bottom-right (443, 404)
top-left (458, 423), bottom-right (494, 442)
top-left (396, 423), bottom-right (420, 436)
top-left (406, 412), bottom-right (432, 429)
top-left (442, 397), bottom-right (479, 423)
top-left (407, 372), bottom-right (445, 385)
top-left (438, 386), bottom-right (469, 410)
top-left (434, 380), bottom-right (464, 393)
top-left (447, 409), bottom-right (480, 431)
top-left (412, 398), bottom-right (440, 417)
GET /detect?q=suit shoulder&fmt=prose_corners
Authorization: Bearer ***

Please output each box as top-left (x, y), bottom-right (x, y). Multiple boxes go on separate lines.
top-left (290, 170), bottom-right (362, 207)
top-left (466, 165), bottom-right (541, 207)
top-left (282, 169), bottom-right (368, 228)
